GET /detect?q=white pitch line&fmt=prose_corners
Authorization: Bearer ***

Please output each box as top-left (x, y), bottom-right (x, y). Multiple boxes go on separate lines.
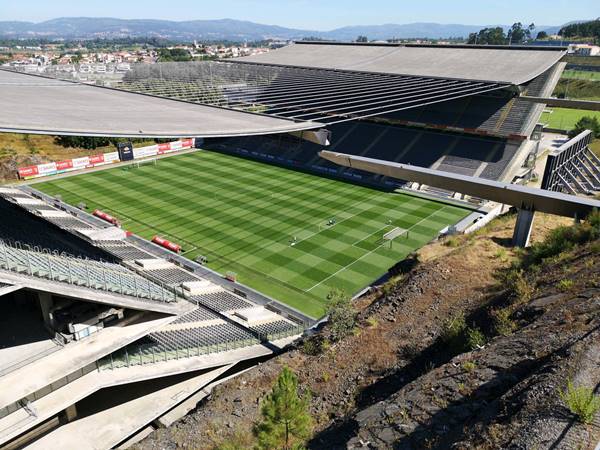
top-left (352, 223), bottom-right (393, 247)
top-left (289, 196), bottom-right (387, 246)
top-left (306, 205), bottom-right (450, 292)
top-left (181, 246), bottom-right (199, 256)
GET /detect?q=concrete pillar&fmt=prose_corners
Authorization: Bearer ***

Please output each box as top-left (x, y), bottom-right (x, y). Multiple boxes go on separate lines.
top-left (38, 291), bottom-right (54, 329)
top-left (512, 208), bottom-right (536, 248)
top-left (64, 404), bottom-right (77, 422)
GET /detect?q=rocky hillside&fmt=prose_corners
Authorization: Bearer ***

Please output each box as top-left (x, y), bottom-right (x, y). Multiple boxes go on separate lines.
top-left (135, 212), bottom-right (600, 449)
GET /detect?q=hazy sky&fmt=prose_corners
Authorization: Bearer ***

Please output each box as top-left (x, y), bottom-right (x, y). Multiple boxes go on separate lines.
top-left (1, 0), bottom-right (596, 29)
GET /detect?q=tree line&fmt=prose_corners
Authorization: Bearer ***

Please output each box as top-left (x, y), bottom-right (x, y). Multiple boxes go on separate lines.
top-left (467, 22), bottom-right (536, 45)
top-left (54, 136), bottom-right (170, 150)
top-left (560, 19), bottom-right (600, 43)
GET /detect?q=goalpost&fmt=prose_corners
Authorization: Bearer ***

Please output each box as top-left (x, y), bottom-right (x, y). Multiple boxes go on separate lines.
top-left (130, 158), bottom-right (158, 169)
top-left (382, 227), bottom-right (409, 249)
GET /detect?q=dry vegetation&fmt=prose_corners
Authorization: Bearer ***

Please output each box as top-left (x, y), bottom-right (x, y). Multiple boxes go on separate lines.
top-left (0, 133), bottom-right (110, 182)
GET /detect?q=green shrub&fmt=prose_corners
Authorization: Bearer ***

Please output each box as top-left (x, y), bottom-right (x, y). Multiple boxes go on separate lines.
top-left (466, 327), bottom-right (486, 350)
top-left (503, 268), bottom-right (535, 304)
top-left (523, 211), bottom-right (600, 267)
top-left (326, 289), bottom-right (356, 342)
top-left (558, 279), bottom-right (574, 291)
top-left (494, 248), bottom-right (508, 261)
top-left (491, 308), bottom-right (517, 336)
top-left (568, 116), bottom-right (600, 139)
top-left (462, 360), bottom-right (477, 373)
top-left (444, 237), bottom-right (460, 247)
top-left (301, 338), bottom-right (322, 356)
top-left (560, 380), bottom-right (600, 424)
top-left (366, 317), bottom-right (379, 328)
top-left (440, 313), bottom-right (468, 349)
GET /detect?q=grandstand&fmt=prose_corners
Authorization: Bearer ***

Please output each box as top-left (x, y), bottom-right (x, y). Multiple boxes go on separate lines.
top-left (0, 186), bottom-right (305, 448)
top-left (0, 42), bottom-right (573, 447)
top-left (199, 45), bottom-right (565, 197)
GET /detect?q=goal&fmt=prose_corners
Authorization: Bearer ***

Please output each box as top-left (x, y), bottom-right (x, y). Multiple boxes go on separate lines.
top-left (130, 158), bottom-right (157, 169)
top-left (382, 227), bottom-right (409, 248)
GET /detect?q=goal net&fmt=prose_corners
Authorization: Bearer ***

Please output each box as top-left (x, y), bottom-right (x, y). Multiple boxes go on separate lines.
top-left (383, 227), bottom-right (409, 241)
top-left (131, 158), bottom-right (157, 169)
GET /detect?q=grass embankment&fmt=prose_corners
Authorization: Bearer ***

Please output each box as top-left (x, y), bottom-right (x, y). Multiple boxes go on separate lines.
top-left (554, 78), bottom-right (600, 101)
top-left (561, 70), bottom-right (600, 81)
top-left (540, 108), bottom-right (600, 131)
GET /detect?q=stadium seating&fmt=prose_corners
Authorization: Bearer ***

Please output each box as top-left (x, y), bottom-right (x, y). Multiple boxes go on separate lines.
top-left (0, 239), bottom-right (176, 303)
top-left (381, 66), bottom-right (556, 137)
top-left (144, 268), bottom-right (199, 285)
top-left (98, 243), bottom-right (152, 261)
top-left (0, 198), bottom-right (113, 260)
top-left (250, 320), bottom-right (301, 340)
top-left (192, 290), bottom-right (255, 312)
top-left (172, 306), bottom-right (221, 324)
top-left (206, 121), bottom-right (516, 187)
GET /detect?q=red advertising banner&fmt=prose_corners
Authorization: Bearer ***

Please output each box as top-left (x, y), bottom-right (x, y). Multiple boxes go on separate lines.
top-left (56, 160), bottom-right (74, 171)
top-left (18, 166), bottom-right (39, 178)
top-left (88, 154), bottom-right (105, 165)
top-left (17, 139), bottom-right (196, 180)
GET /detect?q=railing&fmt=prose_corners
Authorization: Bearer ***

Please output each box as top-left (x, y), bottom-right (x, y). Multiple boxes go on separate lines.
top-left (97, 324), bottom-right (303, 371)
top-left (254, 324), bottom-right (305, 343)
top-left (0, 240), bottom-right (176, 303)
top-left (97, 337), bottom-right (259, 370)
top-left (0, 362), bottom-right (97, 422)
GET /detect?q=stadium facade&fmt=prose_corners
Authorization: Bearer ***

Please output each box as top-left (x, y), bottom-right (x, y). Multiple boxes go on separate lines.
top-left (2, 42), bottom-right (596, 448)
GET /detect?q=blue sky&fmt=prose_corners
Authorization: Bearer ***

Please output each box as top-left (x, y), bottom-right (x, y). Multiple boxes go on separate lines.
top-left (1, 0), bottom-right (596, 29)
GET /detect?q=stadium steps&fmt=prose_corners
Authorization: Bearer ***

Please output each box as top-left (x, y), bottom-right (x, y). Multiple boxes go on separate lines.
top-left (0, 240), bottom-right (178, 304)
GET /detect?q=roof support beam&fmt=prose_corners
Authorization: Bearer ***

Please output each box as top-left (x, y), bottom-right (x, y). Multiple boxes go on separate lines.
top-left (521, 96), bottom-right (600, 111)
top-left (319, 150), bottom-right (600, 218)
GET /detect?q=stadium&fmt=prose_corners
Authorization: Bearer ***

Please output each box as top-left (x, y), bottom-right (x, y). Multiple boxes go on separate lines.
top-left (1, 41), bottom-right (599, 448)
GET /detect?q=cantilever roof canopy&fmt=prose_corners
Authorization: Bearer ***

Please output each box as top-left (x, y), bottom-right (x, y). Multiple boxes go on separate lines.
top-left (0, 43), bottom-right (566, 137)
top-left (239, 42), bottom-right (567, 85)
top-left (0, 69), bottom-right (323, 137)
top-left (115, 59), bottom-right (510, 126)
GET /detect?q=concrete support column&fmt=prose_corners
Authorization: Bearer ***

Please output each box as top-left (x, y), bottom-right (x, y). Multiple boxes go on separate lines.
top-left (38, 291), bottom-right (54, 330)
top-left (512, 208), bottom-right (536, 248)
top-left (64, 404), bottom-right (77, 422)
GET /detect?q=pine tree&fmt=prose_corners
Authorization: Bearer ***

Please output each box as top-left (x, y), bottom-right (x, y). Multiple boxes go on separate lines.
top-left (254, 366), bottom-right (312, 450)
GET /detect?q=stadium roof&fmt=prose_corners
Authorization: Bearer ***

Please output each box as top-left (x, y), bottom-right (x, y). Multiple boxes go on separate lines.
top-left (0, 69), bottom-right (322, 138)
top-left (116, 61), bottom-right (509, 125)
top-left (0, 42), bottom-right (566, 136)
top-left (239, 42), bottom-right (567, 85)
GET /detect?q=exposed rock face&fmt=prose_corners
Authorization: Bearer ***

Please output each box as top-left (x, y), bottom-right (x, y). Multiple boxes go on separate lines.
top-left (339, 245), bottom-right (600, 450)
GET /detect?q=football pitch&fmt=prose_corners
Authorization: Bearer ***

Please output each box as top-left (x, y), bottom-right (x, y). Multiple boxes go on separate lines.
top-left (34, 150), bottom-right (471, 318)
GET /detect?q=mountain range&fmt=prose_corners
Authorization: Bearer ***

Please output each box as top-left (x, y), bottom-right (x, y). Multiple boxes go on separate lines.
top-left (0, 17), bottom-right (572, 42)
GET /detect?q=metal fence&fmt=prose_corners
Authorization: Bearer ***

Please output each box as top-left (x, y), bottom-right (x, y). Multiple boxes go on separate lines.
top-left (98, 324), bottom-right (303, 371)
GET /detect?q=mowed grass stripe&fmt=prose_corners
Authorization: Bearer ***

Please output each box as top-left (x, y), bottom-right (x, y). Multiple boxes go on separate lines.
top-left (36, 150), bottom-right (471, 317)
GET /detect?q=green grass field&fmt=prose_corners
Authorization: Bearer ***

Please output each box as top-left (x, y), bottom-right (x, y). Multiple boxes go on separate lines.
top-left (562, 70), bottom-right (600, 81)
top-left (34, 151), bottom-right (470, 318)
top-left (541, 108), bottom-right (600, 131)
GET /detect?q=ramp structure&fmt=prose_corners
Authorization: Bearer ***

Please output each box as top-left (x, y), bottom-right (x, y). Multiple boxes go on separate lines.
top-left (541, 130), bottom-right (600, 195)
